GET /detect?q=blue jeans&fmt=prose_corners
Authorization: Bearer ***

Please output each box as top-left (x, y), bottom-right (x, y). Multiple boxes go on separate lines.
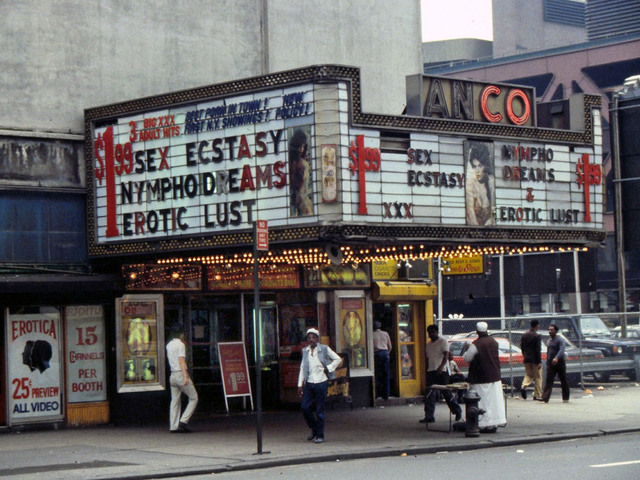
top-left (374, 350), bottom-right (391, 399)
top-left (301, 381), bottom-right (328, 438)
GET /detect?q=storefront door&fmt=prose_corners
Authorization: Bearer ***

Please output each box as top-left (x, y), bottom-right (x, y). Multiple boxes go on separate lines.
top-left (252, 301), bottom-right (279, 408)
top-left (0, 335), bottom-right (5, 425)
top-left (187, 297), bottom-right (243, 410)
top-left (373, 301), bottom-right (427, 399)
top-left (397, 303), bottom-right (423, 397)
top-left (168, 295), bottom-right (280, 411)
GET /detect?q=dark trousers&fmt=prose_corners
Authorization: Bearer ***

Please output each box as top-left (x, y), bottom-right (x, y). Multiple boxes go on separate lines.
top-left (542, 359), bottom-right (570, 402)
top-left (449, 373), bottom-right (466, 403)
top-left (374, 350), bottom-right (391, 400)
top-left (424, 371), bottom-right (461, 419)
top-left (301, 381), bottom-right (328, 438)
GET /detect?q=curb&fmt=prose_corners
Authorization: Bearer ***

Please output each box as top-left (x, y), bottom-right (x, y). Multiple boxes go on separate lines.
top-left (103, 427), bottom-right (640, 480)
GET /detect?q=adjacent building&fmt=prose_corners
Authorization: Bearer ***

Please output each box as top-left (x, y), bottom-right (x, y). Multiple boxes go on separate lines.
top-left (423, 0), bottom-right (640, 321)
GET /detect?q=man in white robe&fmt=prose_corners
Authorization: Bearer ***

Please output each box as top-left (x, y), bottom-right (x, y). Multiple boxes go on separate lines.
top-left (463, 322), bottom-right (506, 433)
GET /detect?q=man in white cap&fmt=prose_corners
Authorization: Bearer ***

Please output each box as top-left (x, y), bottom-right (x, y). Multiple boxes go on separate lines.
top-left (297, 327), bottom-right (342, 443)
top-left (462, 321), bottom-right (506, 433)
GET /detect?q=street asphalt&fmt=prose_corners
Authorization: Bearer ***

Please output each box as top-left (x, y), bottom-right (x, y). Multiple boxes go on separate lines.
top-left (1, 382), bottom-right (639, 480)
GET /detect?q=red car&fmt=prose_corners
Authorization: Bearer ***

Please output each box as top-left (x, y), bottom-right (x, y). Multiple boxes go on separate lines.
top-left (448, 336), bottom-right (524, 368)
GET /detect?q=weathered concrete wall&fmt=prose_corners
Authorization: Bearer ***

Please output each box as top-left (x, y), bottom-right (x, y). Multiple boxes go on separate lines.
top-left (492, 0), bottom-right (587, 58)
top-left (0, 0), bottom-right (422, 135)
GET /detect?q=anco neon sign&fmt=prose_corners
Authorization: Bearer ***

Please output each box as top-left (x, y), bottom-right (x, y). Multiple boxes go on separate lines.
top-left (407, 76), bottom-right (535, 128)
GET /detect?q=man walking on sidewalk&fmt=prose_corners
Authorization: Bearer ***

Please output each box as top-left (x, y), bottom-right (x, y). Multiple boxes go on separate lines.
top-left (166, 328), bottom-right (198, 433)
top-left (542, 324), bottom-right (570, 403)
top-left (520, 319), bottom-right (543, 400)
top-left (421, 324), bottom-right (462, 424)
top-left (297, 328), bottom-right (342, 444)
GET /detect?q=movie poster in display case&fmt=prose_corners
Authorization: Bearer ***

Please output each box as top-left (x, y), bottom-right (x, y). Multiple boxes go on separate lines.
top-left (115, 294), bottom-right (166, 393)
top-left (334, 291), bottom-right (372, 378)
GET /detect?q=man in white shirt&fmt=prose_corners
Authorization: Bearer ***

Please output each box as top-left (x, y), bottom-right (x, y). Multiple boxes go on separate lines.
top-left (422, 324), bottom-right (462, 423)
top-left (166, 329), bottom-right (198, 433)
top-left (297, 328), bottom-right (342, 444)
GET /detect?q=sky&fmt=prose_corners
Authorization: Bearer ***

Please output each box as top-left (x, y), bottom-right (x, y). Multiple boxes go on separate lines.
top-left (421, 0), bottom-right (493, 42)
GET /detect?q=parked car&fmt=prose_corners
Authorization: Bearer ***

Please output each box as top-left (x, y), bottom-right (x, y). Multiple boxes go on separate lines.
top-left (612, 325), bottom-right (640, 339)
top-left (448, 337), bottom-right (524, 368)
top-left (512, 314), bottom-right (640, 381)
top-left (448, 336), bottom-right (524, 389)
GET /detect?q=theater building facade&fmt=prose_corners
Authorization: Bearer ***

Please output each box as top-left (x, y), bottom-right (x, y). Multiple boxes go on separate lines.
top-left (1, 65), bottom-right (605, 427)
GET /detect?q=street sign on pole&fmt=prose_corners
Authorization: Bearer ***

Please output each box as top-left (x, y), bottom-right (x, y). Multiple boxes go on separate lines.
top-left (253, 220), bottom-right (269, 455)
top-left (256, 220), bottom-right (268, 251)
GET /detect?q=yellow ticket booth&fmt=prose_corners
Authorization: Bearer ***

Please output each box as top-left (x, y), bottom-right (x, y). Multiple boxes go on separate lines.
top-left (372, 282), bottom-right (437, 398)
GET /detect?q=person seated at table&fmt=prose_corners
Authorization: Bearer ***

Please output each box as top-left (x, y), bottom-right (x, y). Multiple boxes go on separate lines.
top-left (448, 351), bottom-right (466, 403)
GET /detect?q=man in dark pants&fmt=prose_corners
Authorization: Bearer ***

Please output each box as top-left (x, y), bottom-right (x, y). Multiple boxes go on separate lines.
top-left (520, 319), bottom-right (543, 400)
top-left (297, 328), bottom-right (342, 444)
top-left (421, 324), bottom-right (462, 423)
top-left (373, 321), bottom-right (392, 400)
top-left (542, 324), bottom-right (570, 403)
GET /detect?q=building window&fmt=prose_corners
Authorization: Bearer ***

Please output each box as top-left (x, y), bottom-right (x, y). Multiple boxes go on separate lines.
top-left (0, 191), bottom-right (86, 263)
top-left (544, 0), bottom-right (586, 28)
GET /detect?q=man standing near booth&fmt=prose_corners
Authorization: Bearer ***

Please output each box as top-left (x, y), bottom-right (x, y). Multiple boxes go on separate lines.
top-left (373, 321), bottom-right (392, 401)
top-left (421, 324), bottom-right (462, 424)
top-left (463, 322), bottom-right (506, 433)
top-left (297, 328), bottom-right (342, 444)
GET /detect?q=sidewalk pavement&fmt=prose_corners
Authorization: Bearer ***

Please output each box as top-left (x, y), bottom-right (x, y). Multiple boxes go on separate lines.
top-left (1, 383), bottom-right (639, 480)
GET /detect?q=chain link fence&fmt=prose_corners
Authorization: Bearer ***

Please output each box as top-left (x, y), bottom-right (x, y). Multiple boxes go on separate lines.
top-left (437, 313), bottom-right (640, 392)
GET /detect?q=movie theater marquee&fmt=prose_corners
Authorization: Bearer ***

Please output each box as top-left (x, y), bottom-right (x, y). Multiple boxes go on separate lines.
top-left (86, 66), bottom-right (604, 255)
top-left (91, 84), bottom-right (316, 245)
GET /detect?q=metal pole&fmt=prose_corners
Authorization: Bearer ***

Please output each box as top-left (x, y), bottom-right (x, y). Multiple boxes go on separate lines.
top-left (260, 0), bottom-right (269, 75)
top-left (555, 259), bottom-right (562, 313)
top-left (253, 221), bottom-right (263, 454)
top-left (500, 254), bottom-right (505, 329)
top-left (573, 250), bottom-right (584, 387)
top-left (501, 255), bottom-right (513, 391)
top-left (612, 92), bottom-right (628, 337)
top-left (437, 257), bottom-right (443, 322)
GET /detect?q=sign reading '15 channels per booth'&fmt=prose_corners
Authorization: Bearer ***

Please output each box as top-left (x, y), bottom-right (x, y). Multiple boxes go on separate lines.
top-left (92, 86), bottom-right (315, 244)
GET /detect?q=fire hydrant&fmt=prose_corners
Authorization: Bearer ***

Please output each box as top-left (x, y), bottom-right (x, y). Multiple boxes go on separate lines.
top-left (464, 389), bottom-right (485, 438)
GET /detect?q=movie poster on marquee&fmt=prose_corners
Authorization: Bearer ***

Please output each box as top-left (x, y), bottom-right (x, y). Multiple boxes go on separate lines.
top-left (464, 140), bottom-right (496, 227)
top-left (288, 124), bottom-right (314, 217)
top-left (7, 311), bottom-right (63, 424)
top-left (65, 305), bottom-right (107, 403)
top-left (115, 294), bottom-right (165, 393)
top-left (321, 144), bottom-right (337, 203)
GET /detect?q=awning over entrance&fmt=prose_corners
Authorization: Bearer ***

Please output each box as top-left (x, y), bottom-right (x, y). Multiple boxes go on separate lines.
top-left (372, 281), bottom-right (437, 301)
